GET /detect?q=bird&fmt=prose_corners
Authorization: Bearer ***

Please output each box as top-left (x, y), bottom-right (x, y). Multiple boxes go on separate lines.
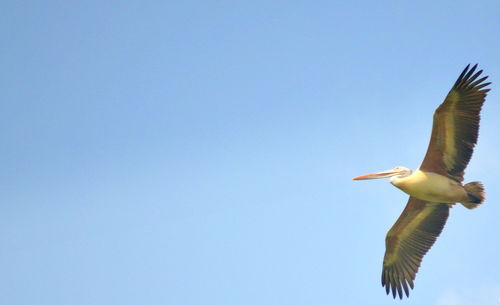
top-left (352, 64), bottom-right (491, 299)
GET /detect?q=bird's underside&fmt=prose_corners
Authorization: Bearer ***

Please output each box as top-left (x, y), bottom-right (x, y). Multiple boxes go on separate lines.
top-left (391, 170), bottom-right (468, 204)
top-left (353, 64), bottom-right (491, 299)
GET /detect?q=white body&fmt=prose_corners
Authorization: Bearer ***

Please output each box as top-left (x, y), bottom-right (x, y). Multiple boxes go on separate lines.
top-left (390, 169), bottom-right (467, 203)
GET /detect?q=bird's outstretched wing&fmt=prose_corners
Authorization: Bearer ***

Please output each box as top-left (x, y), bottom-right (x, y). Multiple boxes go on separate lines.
top-left (420, 64), bottom-right (490, 182)
top-left (382, 197), bottom-right (450, 299)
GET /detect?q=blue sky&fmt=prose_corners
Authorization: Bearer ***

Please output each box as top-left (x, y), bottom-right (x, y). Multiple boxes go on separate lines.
top-left (1, 1), bottom-right (499, 304)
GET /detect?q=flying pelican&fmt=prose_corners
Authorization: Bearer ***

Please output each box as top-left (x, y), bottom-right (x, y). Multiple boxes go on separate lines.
top-left (352, 64), bottom-right (491, 299)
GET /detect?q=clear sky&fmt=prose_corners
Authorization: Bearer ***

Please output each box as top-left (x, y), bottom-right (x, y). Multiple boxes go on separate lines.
top-left (1, 1), bottom-right (499, 304)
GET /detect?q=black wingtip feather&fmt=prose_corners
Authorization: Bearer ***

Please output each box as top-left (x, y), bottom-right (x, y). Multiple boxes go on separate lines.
top-left (402, 279), bottom-right (410, 298)
top-left (453, 64), bottom-right (471, 87)
top-left (463, 64), bottom-right (477, 81)
top-left (453, 63), bottom-right (489, 89)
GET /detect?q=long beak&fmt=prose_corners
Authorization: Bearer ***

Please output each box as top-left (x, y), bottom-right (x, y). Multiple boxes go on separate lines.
top-left (352, 169), bottom-right (402, 181)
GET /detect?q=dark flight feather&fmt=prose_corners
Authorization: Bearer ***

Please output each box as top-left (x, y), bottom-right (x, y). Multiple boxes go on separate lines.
top-left (420, 64), bottom-right (490, 181)
top-left (382, 197), bottom-right (450, 299)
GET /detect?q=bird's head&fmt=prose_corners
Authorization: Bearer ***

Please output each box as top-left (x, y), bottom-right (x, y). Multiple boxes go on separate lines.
top-left (352, 166), bottom-right (412, 181)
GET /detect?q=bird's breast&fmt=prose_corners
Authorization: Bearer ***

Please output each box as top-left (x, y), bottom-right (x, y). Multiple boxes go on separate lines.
top-left (391, 170), bottom-right (466, 203)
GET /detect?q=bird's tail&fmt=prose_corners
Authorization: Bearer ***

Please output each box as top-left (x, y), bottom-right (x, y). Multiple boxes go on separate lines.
top-left (461, 182), bottom-right (485, 209)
